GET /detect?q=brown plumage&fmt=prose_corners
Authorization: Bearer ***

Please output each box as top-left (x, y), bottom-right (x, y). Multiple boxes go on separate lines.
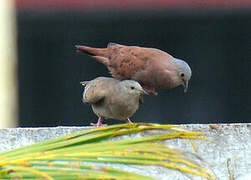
top-left (81, 77), bottom-right (147, 127)
top-left (76, 43), bottom-right (192, 95)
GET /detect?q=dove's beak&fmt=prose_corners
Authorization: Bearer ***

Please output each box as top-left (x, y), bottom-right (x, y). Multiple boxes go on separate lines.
top-left (141, 89), bottom-right (149, 95)
top-left (182, 80), bottom-right (189, 93)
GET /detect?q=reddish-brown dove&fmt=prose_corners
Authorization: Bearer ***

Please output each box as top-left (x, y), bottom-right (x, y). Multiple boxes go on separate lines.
top-left (81, 77), bottom-right (147, 127)
top-left (76, 43), bottom-right (192, 95)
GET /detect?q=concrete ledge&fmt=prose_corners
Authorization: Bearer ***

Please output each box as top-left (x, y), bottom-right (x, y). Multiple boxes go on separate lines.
top-left (0, 124), bottom-right (250, 180)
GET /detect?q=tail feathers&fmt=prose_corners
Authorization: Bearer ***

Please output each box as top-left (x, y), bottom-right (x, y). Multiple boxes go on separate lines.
top-left (80, 81), bottom-right (89, 87)
top-left (75, 45), bottom-right (107, 57)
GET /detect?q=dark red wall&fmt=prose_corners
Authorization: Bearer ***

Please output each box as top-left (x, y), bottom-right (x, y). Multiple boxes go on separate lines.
top-left (15, 0), bottom-right (251, 11)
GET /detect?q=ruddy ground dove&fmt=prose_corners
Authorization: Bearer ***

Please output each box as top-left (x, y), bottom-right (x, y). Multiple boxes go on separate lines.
top-left (76, 43), bottom-right (192, 95)
top-left (81, 77), bottom-right (147, 127)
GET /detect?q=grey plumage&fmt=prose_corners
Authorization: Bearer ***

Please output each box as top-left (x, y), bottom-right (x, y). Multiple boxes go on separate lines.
top-left (81, 77), bottom-right (147, 127)
top-left (173, 58), bottom-right (192, 92)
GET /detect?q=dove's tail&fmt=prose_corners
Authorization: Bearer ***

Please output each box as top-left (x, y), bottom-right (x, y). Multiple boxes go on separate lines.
top-left (75, 45), bottom-right (109, 65)
top-left (75, 45), bottom-right (107, 56)
top-left (80, 81), bottom-right (89, 87)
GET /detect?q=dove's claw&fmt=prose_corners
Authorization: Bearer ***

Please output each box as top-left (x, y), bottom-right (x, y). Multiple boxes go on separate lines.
top-left (90, 123), bottom-right (107, 127)
top-left (126, 118), bottom-right (133, 124)
top-left (91, 117), bottom-right (107, 127)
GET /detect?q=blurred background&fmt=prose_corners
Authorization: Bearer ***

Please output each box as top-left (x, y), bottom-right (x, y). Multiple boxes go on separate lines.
top-left (1, 0), bottom-right (251, 127)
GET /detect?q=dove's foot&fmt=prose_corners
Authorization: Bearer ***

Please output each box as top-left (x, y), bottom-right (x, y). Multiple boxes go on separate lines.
top-left (143, 86), bottom-right (158, 96)
top-left (91, 123), bottom-right (107, 127)
top-left (91, 117), bottom-right (107, 127)
top-left (126, 118), bottom-right (133, 124)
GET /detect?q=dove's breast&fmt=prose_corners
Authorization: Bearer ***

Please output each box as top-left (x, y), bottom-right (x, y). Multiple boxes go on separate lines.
top-left (109, 95), bottom-right (140, 120)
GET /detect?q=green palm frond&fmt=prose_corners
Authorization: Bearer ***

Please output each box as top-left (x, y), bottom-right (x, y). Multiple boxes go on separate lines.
top-left (0, 123), bottom-right (215, 179)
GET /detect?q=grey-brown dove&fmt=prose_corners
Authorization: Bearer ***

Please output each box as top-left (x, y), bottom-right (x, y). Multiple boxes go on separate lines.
top-left (81, 77), bottom-right (147, 127)
top-left (76, 43), bottom-right (192, 95)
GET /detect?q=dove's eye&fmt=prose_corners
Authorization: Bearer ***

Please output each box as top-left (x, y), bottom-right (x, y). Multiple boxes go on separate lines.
top-left (130, 86), bottom-right (135, 90)
top-left (180, 73), bottom-right (185, 77)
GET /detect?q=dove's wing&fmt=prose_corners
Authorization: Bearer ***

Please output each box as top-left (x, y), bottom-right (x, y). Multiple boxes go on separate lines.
top-left (83, 88), bottom-right (105, 104)
top-left (105, 45), bottom-right (171, 82)
top-left (82, 77), bottom-right (119, 104)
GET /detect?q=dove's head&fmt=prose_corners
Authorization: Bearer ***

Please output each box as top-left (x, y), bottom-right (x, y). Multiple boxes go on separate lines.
top-left (119, 80), bottom-right (148, 96)
top-left (173, 58), bottom-right (192, 93)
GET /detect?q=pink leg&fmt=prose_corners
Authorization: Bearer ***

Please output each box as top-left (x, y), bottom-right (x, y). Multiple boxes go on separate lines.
top-left (90, 117), bottom-right (107, 127)
top-left (142, 86), bottom-right (158, 96)
top-left (126, 118), bottom-right (133, 124)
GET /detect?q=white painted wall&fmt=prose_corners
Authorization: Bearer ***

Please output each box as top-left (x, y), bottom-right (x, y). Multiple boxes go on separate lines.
top-left (0, 0), bottom-right (17, 127)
